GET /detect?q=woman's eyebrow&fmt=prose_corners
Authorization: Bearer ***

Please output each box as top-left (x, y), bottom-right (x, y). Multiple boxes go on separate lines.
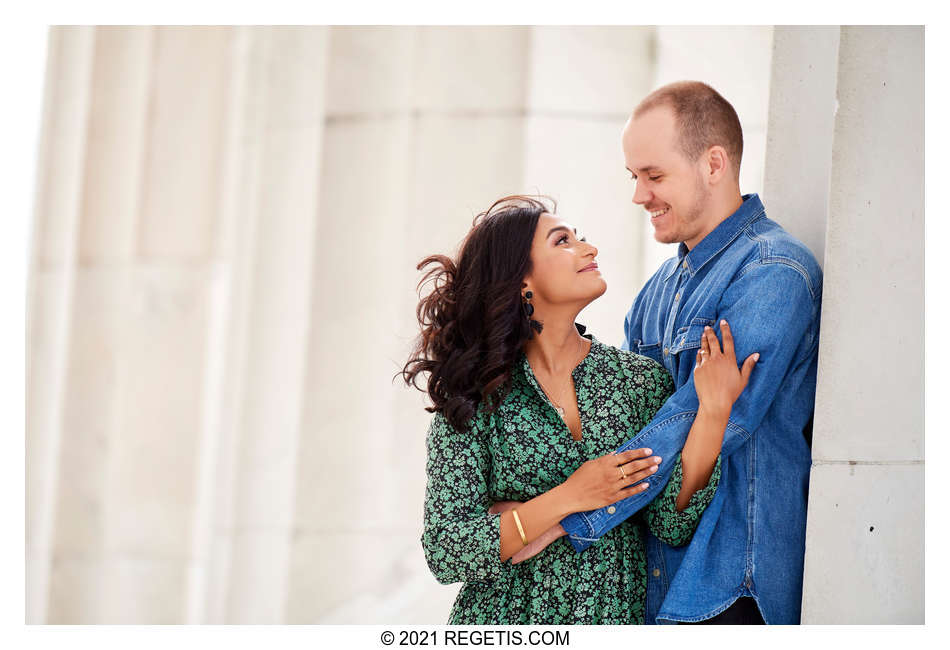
top-left (546, 226), bottom-right (576, 239)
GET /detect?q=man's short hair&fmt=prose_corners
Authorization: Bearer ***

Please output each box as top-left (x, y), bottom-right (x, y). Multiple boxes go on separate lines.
top-left (634, 81), bottom-right (744, 179)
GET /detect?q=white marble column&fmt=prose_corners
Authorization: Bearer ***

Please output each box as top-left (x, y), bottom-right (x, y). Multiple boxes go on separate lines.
top-left (26, 25), bottom-right (96, 625)
top-left (26, 25), bottom-right (331, 624)
top-left (197, 26), bottom-right (330, 624)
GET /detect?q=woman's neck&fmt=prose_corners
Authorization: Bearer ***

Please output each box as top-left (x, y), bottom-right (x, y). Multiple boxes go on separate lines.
top-left (523, 312), bottom-right (590, 377)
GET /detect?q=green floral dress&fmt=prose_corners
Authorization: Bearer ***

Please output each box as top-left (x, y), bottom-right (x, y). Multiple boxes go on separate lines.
top-left (421, 334), bottom-right (721, 625)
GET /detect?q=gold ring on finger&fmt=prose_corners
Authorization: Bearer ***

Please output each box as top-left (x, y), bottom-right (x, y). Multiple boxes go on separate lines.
top-left (619, 465), bottom-right (627, 480)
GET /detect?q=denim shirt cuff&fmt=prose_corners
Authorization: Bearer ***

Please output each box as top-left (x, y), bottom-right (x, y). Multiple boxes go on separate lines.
top-left (562, 511), bottom-right (598, 552)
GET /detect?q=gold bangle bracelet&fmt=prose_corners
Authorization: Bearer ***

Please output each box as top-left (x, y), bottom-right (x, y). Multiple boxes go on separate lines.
top-left (511, 509), bottom-right (527, 545)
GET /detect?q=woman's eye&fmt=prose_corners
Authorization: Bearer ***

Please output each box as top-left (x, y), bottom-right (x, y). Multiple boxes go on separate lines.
top-left (556, 235), bottom-right (568, 245)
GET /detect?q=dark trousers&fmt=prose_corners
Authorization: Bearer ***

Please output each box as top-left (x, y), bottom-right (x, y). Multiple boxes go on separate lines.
top-left (684, 597), bottom-right (765, 625)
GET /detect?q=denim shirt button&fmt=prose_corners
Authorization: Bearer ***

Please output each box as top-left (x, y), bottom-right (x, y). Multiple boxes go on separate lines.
top-left (652, 568), bottom-right (661, 578)
top-left (663, 347), bottom-right (669, 356)
top-left (607, 506), bottom-right (616, 515)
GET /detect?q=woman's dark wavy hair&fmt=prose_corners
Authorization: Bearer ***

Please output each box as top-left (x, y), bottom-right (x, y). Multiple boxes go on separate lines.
top-left (401, 195), bottom-right (555, 432)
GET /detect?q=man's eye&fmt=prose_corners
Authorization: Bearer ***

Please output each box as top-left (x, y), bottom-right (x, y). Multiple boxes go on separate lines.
top-left (649, 176), bottom-right (661, 182)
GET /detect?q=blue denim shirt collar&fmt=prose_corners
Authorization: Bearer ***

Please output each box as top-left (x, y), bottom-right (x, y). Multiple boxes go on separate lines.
top-left (664, 193), bottom-right (766, 281)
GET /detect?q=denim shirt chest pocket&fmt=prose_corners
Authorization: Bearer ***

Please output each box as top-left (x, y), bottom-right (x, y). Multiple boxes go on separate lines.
top-left (669, 317), bottom-right (715, 371)
top-left (633, 340), bottom-right (664, 366)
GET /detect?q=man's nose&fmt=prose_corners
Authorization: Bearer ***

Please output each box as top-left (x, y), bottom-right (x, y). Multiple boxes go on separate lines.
top-left (632, 180), bottom-right (650, 205)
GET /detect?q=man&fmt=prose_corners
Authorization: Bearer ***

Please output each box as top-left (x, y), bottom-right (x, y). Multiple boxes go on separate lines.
top-left (556, 81), bottom-right (822, 624)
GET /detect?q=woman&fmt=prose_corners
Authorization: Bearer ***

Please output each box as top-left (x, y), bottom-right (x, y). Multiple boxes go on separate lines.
top-left (402, 195), bottom-right (757, 624)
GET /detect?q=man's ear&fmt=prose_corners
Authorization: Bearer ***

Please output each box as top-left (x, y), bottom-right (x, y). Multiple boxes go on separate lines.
top-left (707, 145), bottom-right (730, 183)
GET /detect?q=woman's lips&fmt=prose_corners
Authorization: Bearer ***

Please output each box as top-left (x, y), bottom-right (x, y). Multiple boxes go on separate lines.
top-left (578, 262), bottom-right (599, 272)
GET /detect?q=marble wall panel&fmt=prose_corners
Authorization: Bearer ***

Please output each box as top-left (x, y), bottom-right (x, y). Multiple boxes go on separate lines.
top-left (78, 27), bottom-right (152, 264)
top-left (295, 115), bottom-right (413, 539)
top-left (527, 26), bottom-right (654, 116)
top-left (414, 26), bottom-right (530, 113)
top-left (259, 26), bottom-right (329, 131)
top-left (26, 271), bottom-right (68, 548)
top-left (138, 27), bottom-right (233, 260)
top-left (306, 533), bottom-right (457, 624)
top-left (98, 555), bottom-right (188, 623)
top-left (46, 557), bottom-right (104, 623)
top-left (34, 27), bottom-right (94, 270)
top-left (51, 270), bottom-right (128, 561)
top-left (405, 114), bottom-right (526, 274)
top-left (103, 266), bottom-right (210, 561)
top-left (222, 528), bottom-right (291, 623)
top-left (325, 26), bottom-right (416, 117)
top-left (287, 530), bottom-right (437, 623)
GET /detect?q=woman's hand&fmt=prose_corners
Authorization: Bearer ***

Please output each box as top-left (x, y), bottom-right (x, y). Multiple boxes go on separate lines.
top-left (559, 447), bottom-right (661, 513)
top-left (693, 319), bottom-right (758, 417)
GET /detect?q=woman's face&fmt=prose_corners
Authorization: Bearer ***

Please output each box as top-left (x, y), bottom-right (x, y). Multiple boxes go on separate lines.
top-left (523, 212), bottom-right (607, 309)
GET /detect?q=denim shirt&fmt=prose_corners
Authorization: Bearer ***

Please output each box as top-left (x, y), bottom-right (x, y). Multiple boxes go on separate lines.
top-left (559, 194), bottom-right (822, 624)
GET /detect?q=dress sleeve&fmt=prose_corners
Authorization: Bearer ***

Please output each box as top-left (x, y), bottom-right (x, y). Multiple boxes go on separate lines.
top-left (421, 411), bottom-right (514, 585)
top-left (642, 452), bottom-right (721, 547)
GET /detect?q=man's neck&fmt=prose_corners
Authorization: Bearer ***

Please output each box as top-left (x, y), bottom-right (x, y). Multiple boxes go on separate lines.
top-left (684, 190), bottom-right (745, 251)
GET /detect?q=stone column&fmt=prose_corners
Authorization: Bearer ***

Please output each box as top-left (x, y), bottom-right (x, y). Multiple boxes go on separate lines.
top-left (763, 26), bottom-right (840, 265)
top-left (800, 26), bottom-right (924, 624)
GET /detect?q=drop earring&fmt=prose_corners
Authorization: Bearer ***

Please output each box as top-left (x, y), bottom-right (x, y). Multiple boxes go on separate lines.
top-left (523, 290), bottom-right (543, 336)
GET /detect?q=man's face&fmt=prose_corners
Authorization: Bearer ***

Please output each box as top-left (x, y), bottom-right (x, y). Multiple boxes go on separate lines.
top-left (622, 106), bottom-right (712, 247)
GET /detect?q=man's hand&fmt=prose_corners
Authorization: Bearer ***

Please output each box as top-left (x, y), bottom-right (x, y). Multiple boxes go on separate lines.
top-left (489, 501), bottom-right (567, 563)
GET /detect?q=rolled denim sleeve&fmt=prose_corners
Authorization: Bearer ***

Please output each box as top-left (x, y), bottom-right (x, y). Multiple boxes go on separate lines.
top-left (561, 261), bottom-right (818, 551)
